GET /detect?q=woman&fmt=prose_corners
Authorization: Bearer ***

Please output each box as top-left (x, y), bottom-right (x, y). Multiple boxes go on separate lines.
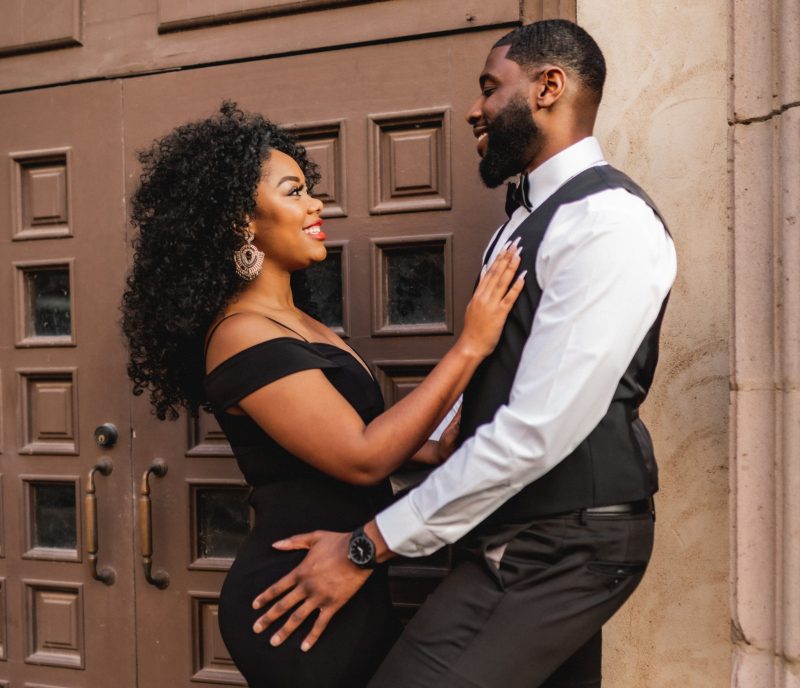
top-left (121, 102), bottom-right (524, 687)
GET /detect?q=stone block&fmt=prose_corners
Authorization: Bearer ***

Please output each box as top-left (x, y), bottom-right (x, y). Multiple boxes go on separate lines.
top-left (731, 119), bottom-right (776, 387)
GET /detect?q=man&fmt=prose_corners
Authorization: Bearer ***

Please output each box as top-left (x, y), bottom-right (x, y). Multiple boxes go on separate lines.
top-left (252, 19), bottom-right (677, 687)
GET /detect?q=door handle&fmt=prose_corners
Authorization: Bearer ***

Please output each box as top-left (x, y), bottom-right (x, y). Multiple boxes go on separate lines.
top-left (85, 458), bottom-right (116, 585)
top-left (139, 458), bottom-right (170, 589)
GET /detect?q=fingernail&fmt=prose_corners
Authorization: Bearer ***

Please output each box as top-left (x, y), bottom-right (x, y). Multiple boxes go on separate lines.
top-left (253, 622), bottom-right (262, 632)
top-left (252, 601), bottom-right (261, 610)
top-left (512, 237), bottom-right (522, 246)
top-left (270, 635), bottom-right (281, 647)
top-left (501, 240), bottom-right (512, 251)
top-left (273, 539), bottom-right (287, 547)
top-left (481, 265), bottom-right (488, 275)
top-left (301, 641), bottom-right (311, 652)
top-left (518, 269), bottom-right (528, 281)
top-left (515, 246), bottom-right (523, 257)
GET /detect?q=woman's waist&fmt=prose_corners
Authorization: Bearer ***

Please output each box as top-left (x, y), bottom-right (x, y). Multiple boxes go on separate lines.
top-left (248, 478), bottom-right (393, 531)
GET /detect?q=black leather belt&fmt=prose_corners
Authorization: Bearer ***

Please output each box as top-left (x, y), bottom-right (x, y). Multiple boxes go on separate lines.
top-left (582, 498), bottom-right (654, 515)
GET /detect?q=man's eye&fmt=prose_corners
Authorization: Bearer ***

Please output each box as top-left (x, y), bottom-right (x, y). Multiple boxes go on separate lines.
top-left (482, 88), bottom-right (495, 98)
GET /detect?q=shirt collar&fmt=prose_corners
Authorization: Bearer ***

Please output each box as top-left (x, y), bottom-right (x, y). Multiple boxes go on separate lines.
top-left (524, 136), bottom-right (606, 212)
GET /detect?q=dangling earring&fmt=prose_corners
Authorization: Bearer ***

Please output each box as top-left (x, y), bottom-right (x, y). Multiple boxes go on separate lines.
top-left (233, 228), bottom-right (264, 280)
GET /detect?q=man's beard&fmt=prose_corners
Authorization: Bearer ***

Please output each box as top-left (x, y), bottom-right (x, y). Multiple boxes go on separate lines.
top-left (479, 94), bottom-right (542, 188)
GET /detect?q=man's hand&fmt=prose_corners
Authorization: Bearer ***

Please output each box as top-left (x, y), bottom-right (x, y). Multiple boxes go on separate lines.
top-left (251, 530), bottom-right (371, 652)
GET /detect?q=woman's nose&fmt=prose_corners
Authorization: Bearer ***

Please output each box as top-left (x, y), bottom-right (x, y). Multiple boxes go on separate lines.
top-left (308, 194), bottom-right (324, 214)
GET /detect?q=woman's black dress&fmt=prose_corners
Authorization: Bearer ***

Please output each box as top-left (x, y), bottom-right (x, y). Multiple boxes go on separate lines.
top-left (205, 337), bottom-right (400, 688)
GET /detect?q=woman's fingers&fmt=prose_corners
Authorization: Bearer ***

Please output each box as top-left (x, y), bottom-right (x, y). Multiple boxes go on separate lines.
top-left (501, 270), bottom-right (527, 308)
top-left (477, 240), bottom-right (522, 298)
top-left (492, 243), bottom-right (523, 296)
top-left (477, 240), bottom-right (511, 284)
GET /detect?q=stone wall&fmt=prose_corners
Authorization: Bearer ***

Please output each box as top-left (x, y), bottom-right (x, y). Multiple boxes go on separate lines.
top-left (729, 1), bottom-right (800, 686)
top-left (577, 2), bottom-right (732, 686)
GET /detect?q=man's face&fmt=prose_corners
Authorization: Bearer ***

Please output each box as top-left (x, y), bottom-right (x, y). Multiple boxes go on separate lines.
top-left (467, 45), bottom-right (544, 188)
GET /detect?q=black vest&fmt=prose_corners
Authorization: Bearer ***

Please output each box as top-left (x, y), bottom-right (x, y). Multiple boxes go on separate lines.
top-left (457, 165), bottom-right (670, 531)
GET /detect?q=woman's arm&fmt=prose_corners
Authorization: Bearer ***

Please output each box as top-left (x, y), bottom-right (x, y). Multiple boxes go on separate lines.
top-left (229, 245), bottom-right (523, 485)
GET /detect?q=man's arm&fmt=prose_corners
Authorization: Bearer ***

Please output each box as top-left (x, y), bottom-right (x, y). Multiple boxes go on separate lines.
top-left (378, 194), bottom-right (676, 555)
top-left (252, 192), bottom-right (677, 648)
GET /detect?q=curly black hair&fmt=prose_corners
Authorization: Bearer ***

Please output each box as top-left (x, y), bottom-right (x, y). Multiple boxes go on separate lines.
top-left (121, 102), bottom-right (320, 420)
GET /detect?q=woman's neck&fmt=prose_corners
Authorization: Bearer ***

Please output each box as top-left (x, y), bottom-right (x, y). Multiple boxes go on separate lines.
top-left (234, 265), bottom-right (296, 313)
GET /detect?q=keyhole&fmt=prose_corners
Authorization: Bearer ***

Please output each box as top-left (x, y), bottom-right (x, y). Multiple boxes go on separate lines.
top-left (94, 423), bottom-right (119, 448)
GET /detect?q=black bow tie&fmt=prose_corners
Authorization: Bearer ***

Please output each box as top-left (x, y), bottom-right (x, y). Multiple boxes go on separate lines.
top-left (505, 174), bottom-right (531, 218)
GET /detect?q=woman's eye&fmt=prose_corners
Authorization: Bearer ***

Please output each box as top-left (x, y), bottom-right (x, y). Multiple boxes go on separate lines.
top-left (289, 185), bottom-right (304, 197)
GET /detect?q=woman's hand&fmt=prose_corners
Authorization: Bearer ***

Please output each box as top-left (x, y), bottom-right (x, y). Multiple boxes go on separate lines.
top-left (402, 407), bottom-right (461, 469)
top-left (437, 406), bottom-right (462, 461)
top-left (458, 240), bottom-right (526, 358)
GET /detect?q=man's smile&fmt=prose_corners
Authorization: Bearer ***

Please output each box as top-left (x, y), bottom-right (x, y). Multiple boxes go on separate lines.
top-left (473, 125), bottom-right (489, 156)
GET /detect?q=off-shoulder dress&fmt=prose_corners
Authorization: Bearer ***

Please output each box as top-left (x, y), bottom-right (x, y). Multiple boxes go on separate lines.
top-left (205, 329), bottom-right (399, 687)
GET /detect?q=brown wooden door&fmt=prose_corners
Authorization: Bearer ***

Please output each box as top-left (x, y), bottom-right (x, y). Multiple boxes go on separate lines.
top-left (122, 27), bottom-right (508, 686)
top-left (0, 30), bottom-right (512, 688)
top-left (1, 2), bottom-right (575, 686)
top-left (0, 82), bottom-right (137, 687)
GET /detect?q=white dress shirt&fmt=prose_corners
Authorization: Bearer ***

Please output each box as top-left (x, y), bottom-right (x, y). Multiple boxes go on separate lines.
top-left (376, 136), bottom-right (678, 557)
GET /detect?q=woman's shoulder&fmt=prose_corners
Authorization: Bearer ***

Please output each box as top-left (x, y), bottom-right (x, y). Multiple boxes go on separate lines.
top-left (205, 312), bottom-right (339, 382)
top-left (205, 312), bottom-right (301, 373)
top-left (203, 315), bottom-right (337, 412)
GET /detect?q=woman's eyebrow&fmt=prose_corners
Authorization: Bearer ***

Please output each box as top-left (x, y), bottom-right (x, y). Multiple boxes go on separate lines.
top-left (276, 175), bottom-right (301, 186)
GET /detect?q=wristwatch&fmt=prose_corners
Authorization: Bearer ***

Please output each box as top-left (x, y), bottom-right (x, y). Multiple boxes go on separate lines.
top-left (347, 526), bottom-right (377, 569)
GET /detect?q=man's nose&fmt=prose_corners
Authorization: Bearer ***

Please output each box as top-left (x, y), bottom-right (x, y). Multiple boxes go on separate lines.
top-left (466, 97), bottom-right (482, 125)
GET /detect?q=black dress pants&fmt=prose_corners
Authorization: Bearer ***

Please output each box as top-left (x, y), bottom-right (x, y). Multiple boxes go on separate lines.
top-left (368, 510), bottom-right (654, 688)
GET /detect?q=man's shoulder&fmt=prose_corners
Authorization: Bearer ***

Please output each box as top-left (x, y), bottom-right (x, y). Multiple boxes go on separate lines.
top-left (560, 185), bottom-right (658, 225)
top-left (583, 165), bottom-right (663, 219)
top-left (543, 182), bottom-right (666, 256)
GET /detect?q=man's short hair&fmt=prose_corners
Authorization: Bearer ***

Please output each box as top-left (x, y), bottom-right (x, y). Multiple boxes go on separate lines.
top-left (494, 19), bottom-right (606, 102)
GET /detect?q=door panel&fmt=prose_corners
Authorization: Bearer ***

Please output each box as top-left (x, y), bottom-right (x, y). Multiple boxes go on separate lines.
top-left (127, 417), bottom-right (247, 687)
top-left (0, 82), bottom-right (136, 687)
top-left (124, 27), bottom-right (509, 686)
top-left (0, 0), bottom-right (520, 91)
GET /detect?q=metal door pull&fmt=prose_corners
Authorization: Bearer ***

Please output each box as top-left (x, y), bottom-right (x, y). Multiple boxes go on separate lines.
top-left (85, 458), bottom-right (116, 585)
top-left (139, 458), bottom-right (170, 589)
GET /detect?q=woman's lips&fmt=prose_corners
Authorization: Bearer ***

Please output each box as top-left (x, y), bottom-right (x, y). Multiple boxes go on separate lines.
top-left (303, 222), bottom-right (326, 241)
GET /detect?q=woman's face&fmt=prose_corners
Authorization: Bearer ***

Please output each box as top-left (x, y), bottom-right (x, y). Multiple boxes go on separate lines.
top-left (251, 149), bottom-right (326, 271)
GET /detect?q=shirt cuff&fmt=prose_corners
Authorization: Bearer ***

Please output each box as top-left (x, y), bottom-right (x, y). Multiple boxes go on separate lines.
top-left (375, 493), bottom-right (446, 558)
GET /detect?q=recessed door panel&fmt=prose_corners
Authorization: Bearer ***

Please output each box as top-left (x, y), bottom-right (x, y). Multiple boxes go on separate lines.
top-left (0, 82), bottom-right (135, 687)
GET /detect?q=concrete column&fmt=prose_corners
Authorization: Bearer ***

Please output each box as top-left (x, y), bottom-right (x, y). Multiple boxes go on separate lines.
top-left (731, 0), bottom-right (800, 686)
top-left (579, 1), bottom-right (731, 685)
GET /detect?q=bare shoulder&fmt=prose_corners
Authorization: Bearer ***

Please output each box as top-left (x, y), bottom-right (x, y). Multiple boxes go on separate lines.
top-left (204, 313), bottom-right (298, 373)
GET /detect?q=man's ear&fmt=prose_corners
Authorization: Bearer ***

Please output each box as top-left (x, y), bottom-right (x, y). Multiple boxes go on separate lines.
top-left (532, 66), bottom-right (567, 109)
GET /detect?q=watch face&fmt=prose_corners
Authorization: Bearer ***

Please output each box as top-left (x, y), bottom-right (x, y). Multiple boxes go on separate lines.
top-left (348, 534), bottom-right (375, 566)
